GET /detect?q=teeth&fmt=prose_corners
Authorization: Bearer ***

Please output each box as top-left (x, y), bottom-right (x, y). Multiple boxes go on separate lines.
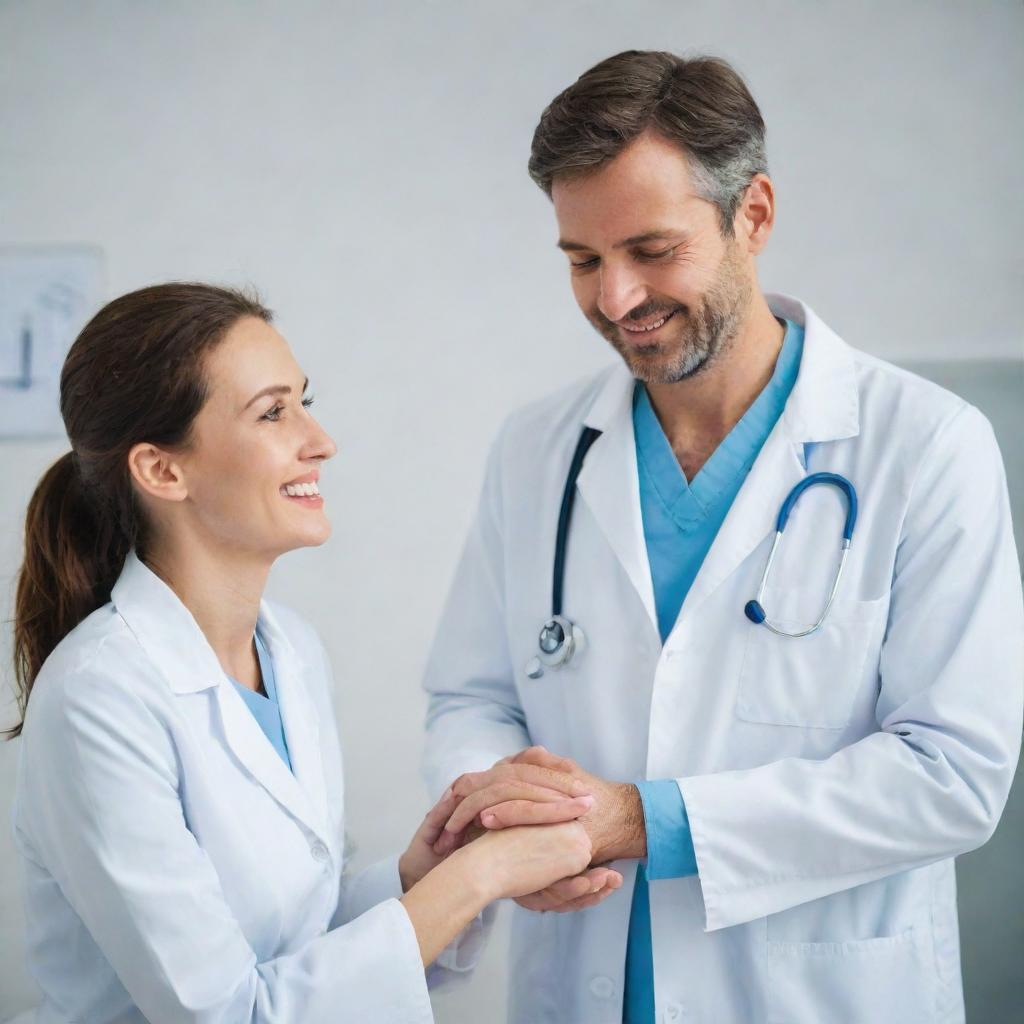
top-left (623, 314), bottom-right (669, 333)
top-left (283, 481), bottom-right (320, 497)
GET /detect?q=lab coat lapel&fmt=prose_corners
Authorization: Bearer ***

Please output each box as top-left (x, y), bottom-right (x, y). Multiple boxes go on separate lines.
top-left (212, 680), bottom-right (324, 839)
top-left (577, 367), bottom-right (659, 633)
top-left (256, 604), bottom-right (330, 840)
top-left (111, 552), bottom-right (329, 842)
top-left (677, 294), bottom-right (861, 623)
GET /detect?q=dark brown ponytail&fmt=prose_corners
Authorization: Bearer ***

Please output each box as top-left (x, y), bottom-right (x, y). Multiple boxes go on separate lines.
top-left (7, 282), bottom-right (272, 738)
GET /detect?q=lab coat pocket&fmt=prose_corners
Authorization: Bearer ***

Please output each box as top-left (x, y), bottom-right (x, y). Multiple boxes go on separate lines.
top-left (766, 928), bottom-right (933, 1024)
top-left (735, 588), bottom-right (886, 729)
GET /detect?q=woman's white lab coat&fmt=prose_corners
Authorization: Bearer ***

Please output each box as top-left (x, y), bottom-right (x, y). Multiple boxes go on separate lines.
top-left (13, 551), bottom-right (468, 1023)
top-left (422, 294), bottom-right (1024, 1024)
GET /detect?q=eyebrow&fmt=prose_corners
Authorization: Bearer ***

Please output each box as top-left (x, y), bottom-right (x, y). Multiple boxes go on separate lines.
top-left (557, 230), bottom-right (687, 252)
top-left (244, 377), bottom-right (309, 411)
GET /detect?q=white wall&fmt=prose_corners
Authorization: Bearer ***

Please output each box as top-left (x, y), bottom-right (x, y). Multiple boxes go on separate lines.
top-left (1, 2), bottom-right (1021, 1020)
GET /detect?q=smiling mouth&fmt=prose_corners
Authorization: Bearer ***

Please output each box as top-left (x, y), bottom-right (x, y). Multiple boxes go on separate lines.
top-left (618, 309), bottom-right (679, 334)
top-left (280, 480), bottom-right (322, 504)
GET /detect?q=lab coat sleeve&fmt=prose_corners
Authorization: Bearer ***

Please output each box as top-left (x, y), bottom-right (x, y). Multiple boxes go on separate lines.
top-left (334, 849), bottom-right (494, 985)
top-left (19, 663), bottom-right (434, 1024)
top-left (678, 403), bottom-right (1024, 932)
top-left (422, 418), bottom-right (533, 798)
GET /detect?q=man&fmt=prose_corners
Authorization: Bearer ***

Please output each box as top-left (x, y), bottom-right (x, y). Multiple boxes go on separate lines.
top-left (422, 51), bottom-right (1023, 1024)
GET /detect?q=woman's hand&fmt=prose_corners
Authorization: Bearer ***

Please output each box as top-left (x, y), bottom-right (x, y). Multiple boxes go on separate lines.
top-left (460, 821), bottom-right (594, 902)
top-left (398, 789), bottom-right (459, 892)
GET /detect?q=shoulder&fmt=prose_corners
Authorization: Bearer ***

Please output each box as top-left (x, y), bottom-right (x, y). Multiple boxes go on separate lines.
top-left (502, 365), bottom-right (616, 439)
top-left (489, 364), bottom-right (620, 470)
top-left (849, 345), bottom-right (975, 438)
top-left (24, 603), bottom-right (170, 738)
top-left (843, 345), bottom-right (1002, 495)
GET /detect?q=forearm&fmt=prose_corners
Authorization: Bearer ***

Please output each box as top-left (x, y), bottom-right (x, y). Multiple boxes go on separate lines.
top-left (399, 847), bottom-right (492, 967)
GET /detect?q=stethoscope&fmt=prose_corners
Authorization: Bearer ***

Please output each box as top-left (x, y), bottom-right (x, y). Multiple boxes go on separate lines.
top-left (524, 428), bottom-right (859, 679)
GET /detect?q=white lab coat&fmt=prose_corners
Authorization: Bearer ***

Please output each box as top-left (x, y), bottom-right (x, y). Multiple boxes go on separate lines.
top-left (13, 551), bottom-right (477, 1023)
top-left (422, 294), bottom-right (1024, 1024)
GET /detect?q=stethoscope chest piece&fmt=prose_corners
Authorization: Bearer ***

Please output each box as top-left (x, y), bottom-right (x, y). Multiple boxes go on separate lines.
top-left (525, 615), bottom-right (587, 679)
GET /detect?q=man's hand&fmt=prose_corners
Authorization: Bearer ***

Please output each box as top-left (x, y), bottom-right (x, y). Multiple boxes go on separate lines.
top-left (512, 864), bottom-right (624, 913)
top-left (436, 746), bottom-right (643, 914)
top-left (432, 760), bottom-right (596, 856)
top-left (481, 747), bottom-right (647, 865)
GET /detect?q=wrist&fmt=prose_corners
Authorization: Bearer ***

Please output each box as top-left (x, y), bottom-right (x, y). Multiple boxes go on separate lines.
top-left (445, 841), bottom-right (501, 909)
top-left (597, 783), bottom-right (647, 862)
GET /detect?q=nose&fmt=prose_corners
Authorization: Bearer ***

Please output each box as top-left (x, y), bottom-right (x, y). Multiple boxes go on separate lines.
top-left (596, 262), bottom-right (647, 323)
top-left (303, 414), bottom-right (337, 463)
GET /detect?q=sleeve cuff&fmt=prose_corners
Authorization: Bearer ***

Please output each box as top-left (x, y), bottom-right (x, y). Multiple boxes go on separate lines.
top-left (334, 855), bottom-right (405, 926)
top-left (636, 779), bottom-right (698, 881)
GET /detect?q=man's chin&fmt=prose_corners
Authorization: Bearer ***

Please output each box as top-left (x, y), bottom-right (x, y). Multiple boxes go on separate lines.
top-left (611, 339), bottom-right (707, 385)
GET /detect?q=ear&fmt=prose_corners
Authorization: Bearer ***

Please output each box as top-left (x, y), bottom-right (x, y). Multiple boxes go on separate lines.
top-left (733, 173), bottom-right (775, 255)
top-left (127, 442), bottom-right (189, 504)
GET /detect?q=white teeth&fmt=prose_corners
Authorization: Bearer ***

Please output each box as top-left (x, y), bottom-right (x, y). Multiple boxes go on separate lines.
top-left (283, 481), bottom-right (320, 497)
top-left (623, 314), bottom-right (668, 333)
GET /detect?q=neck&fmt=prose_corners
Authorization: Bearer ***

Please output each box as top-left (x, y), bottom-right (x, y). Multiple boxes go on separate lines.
top-left (144, 532), bottom-right (272, 683)
top-left (644, 291), bottom-right (785, 471)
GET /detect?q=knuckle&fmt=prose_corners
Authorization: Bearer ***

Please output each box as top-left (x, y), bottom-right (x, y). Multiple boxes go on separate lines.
top-left (451, 774), bottom-right (475, 797)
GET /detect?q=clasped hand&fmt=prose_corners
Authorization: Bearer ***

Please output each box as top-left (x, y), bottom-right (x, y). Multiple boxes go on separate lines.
top-left (435, 747), bottom-right (644, 913)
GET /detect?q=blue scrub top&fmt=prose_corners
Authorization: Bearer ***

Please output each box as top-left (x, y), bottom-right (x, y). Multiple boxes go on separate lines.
top-left (229, 630), bottom-right (293, 772)
top-left (623, 319), bottom-right (804, 1024)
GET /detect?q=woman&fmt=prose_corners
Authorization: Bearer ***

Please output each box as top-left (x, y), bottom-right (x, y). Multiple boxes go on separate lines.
top-left (9, 283), bottom-right (596, 1022)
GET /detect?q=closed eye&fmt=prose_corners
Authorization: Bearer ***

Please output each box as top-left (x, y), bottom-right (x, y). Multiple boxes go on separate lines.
top-left (636, 247), bottom-right (677, 262)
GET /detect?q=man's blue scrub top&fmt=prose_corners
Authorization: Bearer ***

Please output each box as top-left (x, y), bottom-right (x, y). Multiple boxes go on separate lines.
top-left (229, 630), bottom-right (293, 772)
top-left (623, 319), bottom-right (804, 1024)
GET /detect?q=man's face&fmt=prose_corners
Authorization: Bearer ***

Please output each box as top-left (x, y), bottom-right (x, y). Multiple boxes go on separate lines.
top-left (551, 131), bottom-right (753, 385)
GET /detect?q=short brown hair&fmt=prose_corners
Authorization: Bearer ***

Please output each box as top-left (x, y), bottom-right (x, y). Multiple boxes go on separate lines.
top-left (529, 51), bottom-right (768, 233)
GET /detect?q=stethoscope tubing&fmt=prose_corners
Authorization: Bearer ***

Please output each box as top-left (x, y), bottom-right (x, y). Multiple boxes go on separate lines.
top-left (528, 433), bottom-right (860, 675)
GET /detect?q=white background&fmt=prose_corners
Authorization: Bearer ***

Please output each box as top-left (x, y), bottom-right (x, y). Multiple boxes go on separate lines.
top-left (1, 2), bottom-right (1021, 1020)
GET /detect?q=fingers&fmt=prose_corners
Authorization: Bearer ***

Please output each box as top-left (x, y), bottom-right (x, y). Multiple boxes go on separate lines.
top-left (480, 795), bottom-right (593, 830)
top-left (514, 868), bottom-right (624, 913)
top-left (417, 788), bottom-right (458, 847)
top-left (511, 746), bottom-right (579, 775)
top-left (451, 763), bottom-right (587, 801)
top-left (514, 891), bottom-right (558, 912)
top-left (443, 778), bottom-right (587, 838)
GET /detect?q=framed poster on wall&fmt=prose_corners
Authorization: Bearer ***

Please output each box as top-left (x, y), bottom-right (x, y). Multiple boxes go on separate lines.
top-left (0, 246), bottom-right (104, 439)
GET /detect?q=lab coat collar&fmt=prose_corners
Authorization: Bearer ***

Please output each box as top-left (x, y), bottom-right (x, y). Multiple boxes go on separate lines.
top-left (768, 293), bottom-right (860, 444)
top-left (575, 293), bottom-right (862, 633)
top-left (111, 552), bottom-right (331, 840)
top-left (111, 551), bottom-right (229, 695)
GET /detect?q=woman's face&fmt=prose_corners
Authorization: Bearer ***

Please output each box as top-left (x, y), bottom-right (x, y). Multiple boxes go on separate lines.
top-left (175, 316), bottom-right (337, 560)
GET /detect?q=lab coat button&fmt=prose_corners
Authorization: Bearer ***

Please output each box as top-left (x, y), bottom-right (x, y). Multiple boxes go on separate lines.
top-left (589, 976), bottom-right (614, 999)
top-left (310, 840), bottom-right (330, 863)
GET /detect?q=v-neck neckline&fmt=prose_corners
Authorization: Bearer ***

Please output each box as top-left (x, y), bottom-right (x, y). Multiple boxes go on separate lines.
top-left (633, 318), bottom-right (802, 533)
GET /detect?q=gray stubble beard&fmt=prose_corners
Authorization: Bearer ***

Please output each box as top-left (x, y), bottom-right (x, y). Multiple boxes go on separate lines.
top-left (591, 243), bottom-right (752, 386)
